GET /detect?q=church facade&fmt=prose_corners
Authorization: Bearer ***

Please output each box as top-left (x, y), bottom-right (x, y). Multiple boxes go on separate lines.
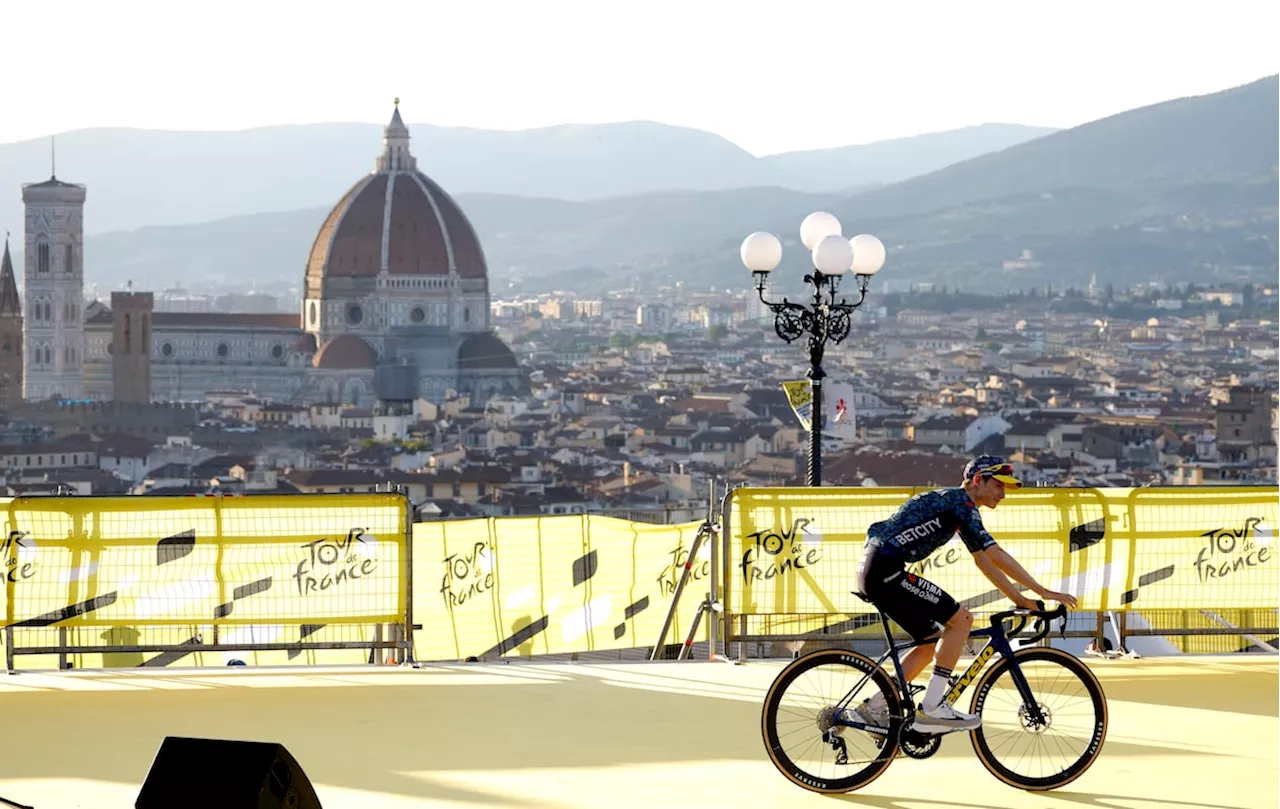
top-left (21, 102), bottom-right (526, 408)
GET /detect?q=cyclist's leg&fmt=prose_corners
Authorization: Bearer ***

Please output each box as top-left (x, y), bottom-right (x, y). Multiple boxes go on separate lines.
top-left (932, 603), bottom-right (972, 670)
top-left (898, 641), bottom-right (937, 683)
top-left (854, 550), bottom-right (933, 721)
top-left (924, 600), bottom-right (972, 709)
top-left (875, 571), bottom-right (978, 728)
top-left (861, 559), bottom-right (952, 687)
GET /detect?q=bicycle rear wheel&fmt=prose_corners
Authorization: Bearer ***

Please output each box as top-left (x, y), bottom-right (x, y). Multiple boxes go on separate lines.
top-left (969, 647), bottom-right (1107, 790)
top-left (761, 648), bottom-right (902, 794)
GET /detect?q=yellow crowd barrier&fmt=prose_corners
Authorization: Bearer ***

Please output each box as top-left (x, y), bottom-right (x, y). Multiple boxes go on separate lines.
top-left (410, 515), bottom-right (708, 661)
top-left (2, 495), bottom-right (710, 669)
top-left (723, 486), bottom-right (1279, 642)
top-left (3, 494), bottom-right (410, 670)
top-left (4, 486), bottom-right (1274, 669)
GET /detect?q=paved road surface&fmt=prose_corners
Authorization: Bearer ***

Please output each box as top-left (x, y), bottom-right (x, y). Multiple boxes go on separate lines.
top-left (0, 655), bottom-right (1274, 808)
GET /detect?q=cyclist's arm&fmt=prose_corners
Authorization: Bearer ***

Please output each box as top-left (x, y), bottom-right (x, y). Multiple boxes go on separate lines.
top-left (981, 545), bottom-right (1049, 596)
top-left (972, 551), bottom-right (1036, 608)
top-left (979, 546), bottom-right (1079, 608)
top-left (957, 505), bottom-right (1036, 607)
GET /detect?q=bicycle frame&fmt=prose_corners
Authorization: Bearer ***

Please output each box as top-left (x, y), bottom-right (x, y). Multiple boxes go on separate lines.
top-left (834, 605), bottom-right (1063, 732)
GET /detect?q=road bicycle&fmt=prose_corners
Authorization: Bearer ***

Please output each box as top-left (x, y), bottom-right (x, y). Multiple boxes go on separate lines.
top-left (761, 598), bottom-right (1108, 793)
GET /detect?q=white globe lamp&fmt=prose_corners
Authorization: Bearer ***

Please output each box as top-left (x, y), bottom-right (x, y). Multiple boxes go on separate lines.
top-left (740, 231), bottom-right (783, 273)
top-left (850, 233), bottom-right (887, 276)
top-left (800, 211), bottom-right (842, 251)
top-left (812, 234), bottom-right (853, 275)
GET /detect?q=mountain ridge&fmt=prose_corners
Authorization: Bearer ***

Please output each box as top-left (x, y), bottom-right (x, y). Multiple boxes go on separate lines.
top-left (11, 75), bottom-right (1278, 297)
top-left (0, 119), bottom-right (1054, 234)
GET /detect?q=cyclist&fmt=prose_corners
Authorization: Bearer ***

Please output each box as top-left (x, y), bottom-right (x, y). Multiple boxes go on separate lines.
top-left (848, 454), bottom-right (1078, 733)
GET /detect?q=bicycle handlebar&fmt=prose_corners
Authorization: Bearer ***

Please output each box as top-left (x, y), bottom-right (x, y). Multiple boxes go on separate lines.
top-left (1002, 613), bottom-right (1031, 639)
top-left (989, 601), bottom-right (1069, 644)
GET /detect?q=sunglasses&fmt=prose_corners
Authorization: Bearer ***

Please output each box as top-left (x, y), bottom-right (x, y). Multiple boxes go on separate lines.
top-left (977, 463), bottom-right (1014, 477)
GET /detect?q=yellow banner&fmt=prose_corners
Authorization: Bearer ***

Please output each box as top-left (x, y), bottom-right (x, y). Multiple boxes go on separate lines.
top-left (781, 380), bottom-right (813, 431)
top-left (3, 494), bottom-right (408, 669)
top-left (411, 515), bottom-right (709, 661)
top-left (725, 486), bottom-right (1279, 623)
top-left (2, 502), bottom-right (711, 669)
top-left (8, 485), bottom-right (1270, 668)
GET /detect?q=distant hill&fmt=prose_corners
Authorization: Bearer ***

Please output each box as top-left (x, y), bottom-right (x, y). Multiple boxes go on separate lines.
top-left (0, 119), bottom-right (1053, 234)
top-left (41, 76), bottom-right (1280, 296)
top-left (789, 74), bottom-right (1280, 290)
top-left (79, 187), bottom-right (839, 294)
top-left (760, 123), bottom-right (1058, 193)
top-left (677, 75), bottom-right (1279, 292)
top-left (825, 75), bottom-right (1279, 223)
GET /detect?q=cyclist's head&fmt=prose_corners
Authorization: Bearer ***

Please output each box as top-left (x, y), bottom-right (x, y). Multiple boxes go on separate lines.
top-left (964, 455), bottom-right (1022, 489)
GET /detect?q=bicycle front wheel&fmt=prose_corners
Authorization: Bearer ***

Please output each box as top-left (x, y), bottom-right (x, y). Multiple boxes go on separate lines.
top-left (761, 648), bottom-right (902, 794)
top-left (969, 647), bottom-right (1108, 791)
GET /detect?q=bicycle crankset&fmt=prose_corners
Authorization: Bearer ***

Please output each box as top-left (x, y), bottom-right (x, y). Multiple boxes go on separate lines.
top-left (899, 725), bottom-right (942, 760)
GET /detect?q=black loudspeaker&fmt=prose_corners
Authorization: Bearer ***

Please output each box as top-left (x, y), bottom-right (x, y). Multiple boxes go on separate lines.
top-left (135, 737), bottom-right (322, 809)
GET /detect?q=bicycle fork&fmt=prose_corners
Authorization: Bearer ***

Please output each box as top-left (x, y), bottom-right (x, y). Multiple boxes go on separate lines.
top-left (982, 635), bottom-right (1048, 727)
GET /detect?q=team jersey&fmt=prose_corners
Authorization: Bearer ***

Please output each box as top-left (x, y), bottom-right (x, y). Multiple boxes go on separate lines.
top-left (865, 487), bottom-right (997, 563)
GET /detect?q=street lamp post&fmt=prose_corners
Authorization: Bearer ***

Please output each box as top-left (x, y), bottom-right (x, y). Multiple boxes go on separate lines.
top-left (741, 212), bottom-right (886, 486)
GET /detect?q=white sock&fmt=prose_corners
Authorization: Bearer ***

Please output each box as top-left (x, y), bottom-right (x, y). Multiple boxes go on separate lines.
top-left (866, 691), bottom-right (888, 711)
top-left (921, 665), bottom-right (953, 711)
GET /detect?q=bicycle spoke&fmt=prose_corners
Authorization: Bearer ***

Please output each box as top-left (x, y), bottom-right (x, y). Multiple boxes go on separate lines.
top-left (762, 650), bottom-right (902, 793)
top-left (971, 650), bottom-right (1107, 790)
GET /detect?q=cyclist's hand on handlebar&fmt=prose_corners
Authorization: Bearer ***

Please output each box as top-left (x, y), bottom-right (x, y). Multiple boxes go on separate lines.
top-left (1012, 594), bottom-right (1039, 610)
top-left (1040, 590), bottom-right (1078, 609)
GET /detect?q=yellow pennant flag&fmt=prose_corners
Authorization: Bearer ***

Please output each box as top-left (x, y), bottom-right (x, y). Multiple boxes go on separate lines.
top-left (781, 380), bottom-right (812, 431)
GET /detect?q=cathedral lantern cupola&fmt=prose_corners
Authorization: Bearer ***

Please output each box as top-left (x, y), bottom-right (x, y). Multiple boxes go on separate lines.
top-left (301, 99), bottom-right (490, 346)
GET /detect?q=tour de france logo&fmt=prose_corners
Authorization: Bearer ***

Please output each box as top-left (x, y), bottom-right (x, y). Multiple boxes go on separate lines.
top-left (2, 530), bottom-right (37, 583)
top-left (740, 517), bottom-right (822, 584)
top-left (440, 541), bottom-right (496, 609)
top-left (1194, 517), bottom-right (1271, 584)
top-left (292, 528), bottom-right (377, 596)
top-left (657, 537), bottom-right (710, 596)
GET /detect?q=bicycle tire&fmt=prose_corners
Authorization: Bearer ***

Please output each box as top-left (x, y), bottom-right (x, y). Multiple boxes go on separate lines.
top-left (969, 647), bottom-right (1108, 791)
top-left (761, 648), bottom-right (902, 794)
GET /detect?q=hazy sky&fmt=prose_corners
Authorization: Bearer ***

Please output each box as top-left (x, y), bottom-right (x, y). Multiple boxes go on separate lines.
top-left (3, 1), bottom-right (1276, 156)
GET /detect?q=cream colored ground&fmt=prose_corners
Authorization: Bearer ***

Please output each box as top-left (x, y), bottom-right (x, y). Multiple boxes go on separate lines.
top-left (0, 655), bottom-right (1275, 809)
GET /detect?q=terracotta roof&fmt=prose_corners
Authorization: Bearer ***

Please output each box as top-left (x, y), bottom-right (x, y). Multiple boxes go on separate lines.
top-left (304, 104), bottom-right (487, 285)
top-left (672, 397), bottom-right (731, 414)
top-left (286, 467), bottom-right (512, 487)
top-left (825, 450), bottom-right (968, 488)
top-left (85, 309), bottom-right (300, 329)
top-left (293, 333), bottom-right (318, 353)
top-left (60, 432), bottom-right (158, 457)
top-left (458, 332), bottom-right (518, 370)
top-left (313, 334), bottom-right (377, 370)
top-left (23, 176), bottom-right (82, 190)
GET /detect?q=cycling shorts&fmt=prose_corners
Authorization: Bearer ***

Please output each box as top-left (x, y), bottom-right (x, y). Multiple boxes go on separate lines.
top-left (855, 541), bottom-right (961, 643)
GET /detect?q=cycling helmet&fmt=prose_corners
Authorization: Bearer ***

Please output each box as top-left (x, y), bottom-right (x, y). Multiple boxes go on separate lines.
top-left (964, 454), bottom-right (1023, 488)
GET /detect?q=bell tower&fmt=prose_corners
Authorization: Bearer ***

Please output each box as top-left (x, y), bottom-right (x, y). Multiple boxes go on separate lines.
top-left (110, 290), bottom-right (153, 403)
top-left (22, 165), bottom-right (87, 401)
